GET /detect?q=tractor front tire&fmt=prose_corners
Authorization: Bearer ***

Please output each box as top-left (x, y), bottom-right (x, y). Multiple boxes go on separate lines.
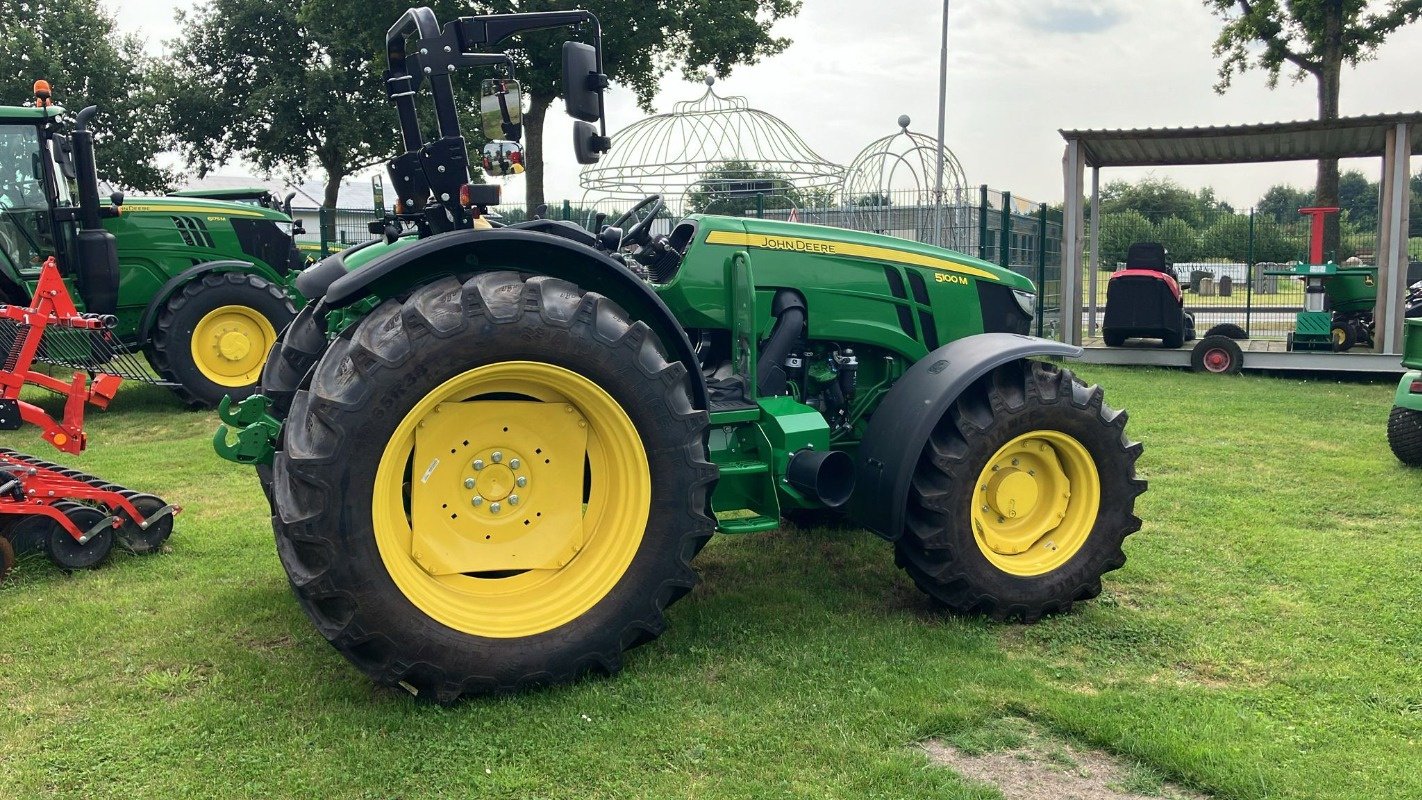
top-left (271, 273), bottom-right (715, 701)
top-left (1388, 406), bottom-right (1422, 466)
top-left (149, 272), bottom-right (296, 408)
top-left (896, 360), bottom-right (1144, 621)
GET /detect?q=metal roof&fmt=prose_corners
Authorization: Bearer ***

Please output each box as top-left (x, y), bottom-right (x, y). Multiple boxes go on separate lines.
top-left (1060, 112), bottom-right (1422, 167)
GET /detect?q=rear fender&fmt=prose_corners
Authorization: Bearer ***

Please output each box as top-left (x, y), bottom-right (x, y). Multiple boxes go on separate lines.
top-left (848, 333), bottom-right (1082, 540)
top-left (1396, 371), bottom-right (1422, 412)
top-left (138, 259), bottom-right (282, 346)
top-left (314, 228), bottom-right (709, 410)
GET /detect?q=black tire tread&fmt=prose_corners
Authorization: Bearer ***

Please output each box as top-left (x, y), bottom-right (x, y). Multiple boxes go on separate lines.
top-left (1203, 323), bottom-right (1247, 340)
top-left (1388, 406), bottom-right (1422, 466)
top-left (271, 273), bottom-right (715, 701)
top-left (896, 361), bottom-right (1145, 622)
top-left (148, 271), bottom-right (296, 407)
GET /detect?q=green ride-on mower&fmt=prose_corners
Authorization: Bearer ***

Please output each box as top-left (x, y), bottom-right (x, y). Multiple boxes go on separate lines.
top-left (214, 7), bottom-right (1146, 702)
top-left (1, 85), bottom-right (304, 407)
top-left (1389, 315), bottom-right (1422, 465)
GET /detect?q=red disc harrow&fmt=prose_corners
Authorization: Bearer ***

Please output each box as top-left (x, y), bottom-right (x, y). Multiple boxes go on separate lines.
top-left (0, 257), bottom-right (178, 577)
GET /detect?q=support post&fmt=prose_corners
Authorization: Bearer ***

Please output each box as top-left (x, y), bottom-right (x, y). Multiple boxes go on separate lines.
top-left (932, 0), bottom-right (951, 248)
top-left (1061, 141), bottom-right (1085, 346)
top-left (978, 184), bottom-right (989, 261)
top-left (1377, 123), bottom-right (1411, 355)
top-left (1087, 166), bottom-right (1100, 337)
top-left (1245, 208), bottom-right (1255, 335)
top-left (1036, 203), bottom-right (1048, 337)
top-left (999, 191), bottom-right (1012, 268)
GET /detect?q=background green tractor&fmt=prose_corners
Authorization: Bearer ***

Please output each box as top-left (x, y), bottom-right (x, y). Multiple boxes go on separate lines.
top-left (1389, 317), bottom-right (1422, 465)
top-left (216, 8), bottom-right (1145, 702)
top-left (0, 88), bottom-right (301, 407)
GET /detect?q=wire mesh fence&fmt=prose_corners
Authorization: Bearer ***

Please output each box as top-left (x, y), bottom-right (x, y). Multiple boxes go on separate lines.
top-left (1081, 207), bottom-right (1420, 341)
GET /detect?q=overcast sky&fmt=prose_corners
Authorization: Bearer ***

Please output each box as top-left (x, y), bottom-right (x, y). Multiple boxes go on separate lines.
top-left (107, 0), bottom-right (1421, 209)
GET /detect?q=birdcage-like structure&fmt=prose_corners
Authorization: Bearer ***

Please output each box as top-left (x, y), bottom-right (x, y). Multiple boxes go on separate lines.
top-left (578, 77), bottom-right (844, 217)
top-left (842, 115), bottom-right (970, 249)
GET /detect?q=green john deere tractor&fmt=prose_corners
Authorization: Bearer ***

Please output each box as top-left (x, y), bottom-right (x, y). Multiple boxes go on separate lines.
top-left (1388, 317), bottom-right (1422, 465)
top-left (0, 87), bottom-right (302, 407)
top-left (214, 8), bottom-right (1146, 702)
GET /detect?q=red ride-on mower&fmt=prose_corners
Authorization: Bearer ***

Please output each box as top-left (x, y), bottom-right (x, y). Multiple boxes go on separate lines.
top-left (1102, 242), bottom-right (1195, 348)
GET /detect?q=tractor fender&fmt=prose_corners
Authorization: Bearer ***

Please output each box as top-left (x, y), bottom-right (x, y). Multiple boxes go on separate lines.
top-left (848, 333), bottom-right (1082, 540)
top-left (137, 259), bottom-right (280, 346)
top-left (1396, 370), bottom-right (1422, 412)
top-left (318, 228), bottom-right (709, 410)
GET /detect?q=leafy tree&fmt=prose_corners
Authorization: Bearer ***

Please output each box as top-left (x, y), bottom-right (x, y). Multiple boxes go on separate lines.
top-left (1098, 176), bottom-right (1233, 228)
top-left (1200, 213), bottom-right (1298, 263)
top-left (684, 160), bottom-right (802, 216)
top-left (1204, 0), bottom-right (1422, 255)
top-left (1096, 210), bottom-right (1154, 266)
top-left (474, 0), bottom-right (800, 213)
top-left (161, 0), bottom-right (485, 236)
top-left (1152, 217), bottom-right (1200, 262)
top-left (0, 0), bottom-right (169, 190)
top-left (853, 192), bottom-right (891, 207)
top-left (1337, 169), bottom-right (1377, 230)
top-left (1256, 183), bottom-right (1314, 223)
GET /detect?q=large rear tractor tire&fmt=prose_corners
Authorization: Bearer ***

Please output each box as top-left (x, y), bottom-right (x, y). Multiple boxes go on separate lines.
top-left (271, 273), bottom-right (715, 701)
top-left (149, 272), bottom-right (297, 408)
top-left (1388, 406), bottom-right (1422, 466)
top-left (896, 360), bottom-right (1145, 621)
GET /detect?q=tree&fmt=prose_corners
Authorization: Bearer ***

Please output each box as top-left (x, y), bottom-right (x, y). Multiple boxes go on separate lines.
top-left (1153, 217), bottom-right (1200, 262)
top-left (683, 160), bottom-right (802, 216)
top-left (161, 0), bottom-right (484, 235)
top-left (1099, 176), bottom-right (1232, 228)
top-left (1256, 183), bottom-right (1314, 223)
top-left (1096, 211), bottom-right (1155, 266)
top-left (475, 0), bottom-right (800, 213)
top-left (0, 0), bottom-right (169, 190)
top-left (1204, 0), bottom-right (1422, 255)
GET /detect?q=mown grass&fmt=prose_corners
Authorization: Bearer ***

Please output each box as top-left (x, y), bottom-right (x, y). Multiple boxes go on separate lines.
top-left (1, 366), bottom-right (1417, 799)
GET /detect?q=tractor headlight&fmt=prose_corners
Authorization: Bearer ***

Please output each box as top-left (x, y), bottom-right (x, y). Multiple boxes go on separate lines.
top-left (1012, 289), bottom-right (1036, 318)
top-left (274, 221), bottom-right (294, 237)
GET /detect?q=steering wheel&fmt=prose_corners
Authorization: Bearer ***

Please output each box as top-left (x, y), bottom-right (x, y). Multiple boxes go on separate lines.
top-left (608, 194), bottom-right (664, 248)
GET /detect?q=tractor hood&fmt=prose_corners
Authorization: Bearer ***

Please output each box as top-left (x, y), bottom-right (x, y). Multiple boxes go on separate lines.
top-left (701, 216), bottom-right (1035, 292)
top-left (115, 195), bottom-right (293, 223)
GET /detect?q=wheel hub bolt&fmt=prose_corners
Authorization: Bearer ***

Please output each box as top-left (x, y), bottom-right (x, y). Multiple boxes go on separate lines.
top-left (473, 459), bottom-right (485, 471)
top-left (508, 494), bottom-right (520, 506)
top-left (464, 478), bottom-right (476, 489)
top-left (509, 458), bottom-right (521, 469)
top-left (492, 451), bottom-right (503, 463)
top-left (472, 496), bottom-right (484, 506)
top-left (490, 502), bottom-right (501, 513)
top-left (516, 476), bottom-right (527, 488)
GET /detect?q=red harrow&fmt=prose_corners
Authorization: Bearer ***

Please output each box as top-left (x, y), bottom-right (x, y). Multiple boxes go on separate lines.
top-left (0, 258), bottom-right (177, 579)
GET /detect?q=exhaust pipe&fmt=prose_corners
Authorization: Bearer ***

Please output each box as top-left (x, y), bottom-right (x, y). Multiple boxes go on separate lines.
top-left (786, 448), bottom-right (855, 509)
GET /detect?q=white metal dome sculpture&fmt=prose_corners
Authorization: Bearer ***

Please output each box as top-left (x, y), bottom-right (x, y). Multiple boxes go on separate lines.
top-left (579, 77), bottom-right (844, 215)
top-left (842, 115), bottom-right (969, 247)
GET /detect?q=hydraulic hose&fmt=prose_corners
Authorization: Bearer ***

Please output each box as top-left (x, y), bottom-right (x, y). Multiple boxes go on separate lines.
top-left (757, 291), bottom-right (806, 395)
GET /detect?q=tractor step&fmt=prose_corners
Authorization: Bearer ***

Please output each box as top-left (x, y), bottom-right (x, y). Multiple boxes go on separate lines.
top-left (716, 514), bottom-right (780, 534)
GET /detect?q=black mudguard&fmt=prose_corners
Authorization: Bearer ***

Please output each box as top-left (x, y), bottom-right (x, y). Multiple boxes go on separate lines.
top-left (314, 228), bottom-right (709, 411)
top-left (848, 333), bottom-right (1082, 540)
top-left (137, 259), bottom-right (270, 346)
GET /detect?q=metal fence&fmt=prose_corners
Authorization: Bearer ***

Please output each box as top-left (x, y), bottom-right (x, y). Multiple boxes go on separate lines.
top-left (1083, 207), bottom-right (1422, 341)
top-left (302, 186), bottom-right (1066, 336)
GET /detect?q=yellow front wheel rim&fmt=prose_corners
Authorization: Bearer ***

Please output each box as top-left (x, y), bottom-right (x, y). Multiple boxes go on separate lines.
top-left (971, 430), bottom-right (1100, 577)
top-left (190, 305), bottom-right (277, 386)
top-left (372, 362), bottom-right (651, 639)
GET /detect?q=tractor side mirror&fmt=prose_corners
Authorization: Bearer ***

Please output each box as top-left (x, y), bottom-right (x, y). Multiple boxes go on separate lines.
top-left (573, 120), bottom-right (603, 165)
top-left (53, 135), bottom-right (77, 180)
top-left (561, 42), bottom-right (603, 123)
top-left (479, 79), bottom-right (523, 142)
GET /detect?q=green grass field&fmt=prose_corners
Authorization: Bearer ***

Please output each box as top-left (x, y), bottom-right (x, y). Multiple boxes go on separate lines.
top-left (2, 365), bottom-right (1418, 799)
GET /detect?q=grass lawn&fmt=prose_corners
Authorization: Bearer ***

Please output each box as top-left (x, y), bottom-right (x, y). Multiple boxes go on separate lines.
top-left (1, 365), bottom-right (1418, 799)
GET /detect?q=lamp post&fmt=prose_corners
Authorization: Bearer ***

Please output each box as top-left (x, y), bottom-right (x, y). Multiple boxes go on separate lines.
top-left (933, 0), bottom-right (951, 247)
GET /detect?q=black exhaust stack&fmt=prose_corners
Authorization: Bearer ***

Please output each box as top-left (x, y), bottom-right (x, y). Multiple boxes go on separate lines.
top-left (70, 106), bottom-right (120, 316)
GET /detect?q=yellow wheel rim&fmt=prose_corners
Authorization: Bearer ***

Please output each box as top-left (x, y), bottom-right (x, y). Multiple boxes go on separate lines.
top-left (190, 305), bottom-right (277, 387)
top-left (971, 430), bottom-right (1100, 577)
top-left (372, 361), bottom-right (651, 639)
